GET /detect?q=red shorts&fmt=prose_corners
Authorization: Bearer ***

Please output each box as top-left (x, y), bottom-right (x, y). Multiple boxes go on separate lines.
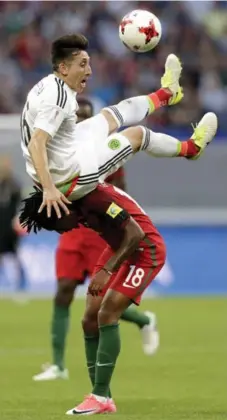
top-left (93, 236), bottom-right (166, 305)
top-left (56, 229), bottom-right (106, 282)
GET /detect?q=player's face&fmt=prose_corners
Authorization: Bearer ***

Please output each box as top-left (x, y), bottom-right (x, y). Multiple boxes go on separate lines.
top-left (62, 51), bottom-right (92, 93)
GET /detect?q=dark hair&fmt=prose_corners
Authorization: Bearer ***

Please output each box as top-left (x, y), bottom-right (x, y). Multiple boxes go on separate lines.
top-left (19, 187), bottom-right (59, 233)
top-left (77, 97), bottom-right (94, 116)
top-left (51, 34), bottom-right (89, 71)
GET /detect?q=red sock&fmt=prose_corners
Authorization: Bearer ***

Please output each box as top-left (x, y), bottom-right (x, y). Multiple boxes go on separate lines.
top-left (178, 140), bottom-right (199, 157)
top-left (148, 88), bottom-right (173, 109)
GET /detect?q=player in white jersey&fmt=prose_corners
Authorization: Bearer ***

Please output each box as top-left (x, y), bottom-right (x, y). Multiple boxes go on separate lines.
top-left (20, 34), bottom-right (218, 219)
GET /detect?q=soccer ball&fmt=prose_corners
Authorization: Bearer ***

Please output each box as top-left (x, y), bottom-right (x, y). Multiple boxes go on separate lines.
top-left (119, 9), bottom-right (162, 53)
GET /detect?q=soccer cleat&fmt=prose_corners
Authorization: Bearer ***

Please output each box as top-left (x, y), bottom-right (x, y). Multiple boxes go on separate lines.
top-left (32, 364), bottom-right (69, 381)
top-left (141, 311), bottom-right (160, 355)
top-left (66, 395), bottom-right (108, 415)
top-left (161, 54), bottom-right (183, 106)
top-left (106, 398), bottom-right (117, 413)
top-left (189, 112), bottom-right (218, 160)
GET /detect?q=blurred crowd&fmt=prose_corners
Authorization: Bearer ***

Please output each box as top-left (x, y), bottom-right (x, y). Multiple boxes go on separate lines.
top-left (0, 0), bottom-right (227, 129)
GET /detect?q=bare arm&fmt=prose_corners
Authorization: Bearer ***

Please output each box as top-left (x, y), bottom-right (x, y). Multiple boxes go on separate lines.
top-left (104, 217), bottom-right (145, 273)
top-left (28, 128), bottom-right (70, 218)
top-left (28, 128), bottom-right (54, 190)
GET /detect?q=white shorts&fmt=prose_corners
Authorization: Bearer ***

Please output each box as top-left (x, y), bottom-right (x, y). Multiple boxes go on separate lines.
top-left (68, 115), bottom-right (133, 200)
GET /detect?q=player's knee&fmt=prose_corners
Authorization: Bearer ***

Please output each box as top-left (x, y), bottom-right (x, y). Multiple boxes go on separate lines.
top-left (120, 126), bottom-right (144, 152)
top-left (82, 312), bottom-right (98, 334)
top-left (98, 305), bottom-right (118, 326)
top-left (100, 109), bottom-right (118, 134)
top-left (55, 280), bottom-right (77, 307)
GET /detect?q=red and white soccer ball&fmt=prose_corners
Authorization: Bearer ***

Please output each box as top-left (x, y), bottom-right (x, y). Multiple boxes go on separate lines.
top-left (119, 9), bottom-right (162, 53)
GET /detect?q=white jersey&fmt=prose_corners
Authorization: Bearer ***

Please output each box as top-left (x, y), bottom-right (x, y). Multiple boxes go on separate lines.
top-left (21, 74), bottom-right (81, 185)
top-left (20, 73), bottom-right (131, 200)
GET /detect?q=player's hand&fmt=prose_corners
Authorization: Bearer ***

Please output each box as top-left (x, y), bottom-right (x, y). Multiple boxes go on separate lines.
top-left (38, 185), bottom-right (71, 218)
top-left (88, 269), bottom-right (111, 296)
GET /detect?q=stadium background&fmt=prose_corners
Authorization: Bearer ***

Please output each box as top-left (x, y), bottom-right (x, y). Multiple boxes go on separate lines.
top-left (0, 0), bottom-right (226, 295)
top-left (0, 3), bottom-right (226, 420)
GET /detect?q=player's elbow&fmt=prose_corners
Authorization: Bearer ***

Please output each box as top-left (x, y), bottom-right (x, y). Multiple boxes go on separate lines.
top-left (28, 129), bottom-right (50, 152)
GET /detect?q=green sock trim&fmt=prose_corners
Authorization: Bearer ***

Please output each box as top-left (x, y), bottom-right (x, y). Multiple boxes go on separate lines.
top-left (99, 323), bottom-right (119, 331)
top-left (51, 304), bottom-right (69, 370)
top-left (176, 140), bottom-right (182, 156)
top-left (121, 308), bottom-right (150, 328)
top-left (92, 323), bottom-right (120, 397)
top-left (84, 332), bottom-right (112, 398)
top-left (147, 96), bottom-right (156, 113)
top-left (84, 333), bottom-right (99, 389)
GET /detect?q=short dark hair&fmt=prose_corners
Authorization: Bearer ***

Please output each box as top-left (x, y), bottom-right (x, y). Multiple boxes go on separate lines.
top-left (19, 187), bottom-right (59, 233)
top-left (77, 97), bottom-right (94, 116)
top-left (51, 34), bottom-right (89, 71)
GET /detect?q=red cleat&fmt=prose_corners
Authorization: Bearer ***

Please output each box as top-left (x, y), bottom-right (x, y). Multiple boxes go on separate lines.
top-left (106, 399), bottom-right (117, 413)
top-left (66, 394), bottom-right (108, 415)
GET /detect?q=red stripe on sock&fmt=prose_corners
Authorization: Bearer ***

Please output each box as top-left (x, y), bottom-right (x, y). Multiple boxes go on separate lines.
top-left (149, 88), bottom-right (173, 108)
top-left (148, 93), bottom-right (161, 109)
top-left (178, 141), bottom-right (188, 156)
top-left (179, 140), bottom-right (199, 157)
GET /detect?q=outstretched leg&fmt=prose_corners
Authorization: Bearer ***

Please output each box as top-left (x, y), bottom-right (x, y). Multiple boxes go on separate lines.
top-left (98, 112), bottom-right (218, 183)
top-left (120, 307), bottom-right (160, 355)
top-left (101, 54), bottom-right (183, 134)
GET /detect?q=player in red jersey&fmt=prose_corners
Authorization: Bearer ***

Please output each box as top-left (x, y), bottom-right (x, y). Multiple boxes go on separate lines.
top-left (32, 100), bottom-right (159, 382)
top-left (20, 180), bottom-right (166, 415)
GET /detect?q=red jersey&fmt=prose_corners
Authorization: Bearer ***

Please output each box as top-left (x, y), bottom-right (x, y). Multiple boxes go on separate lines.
top-left (58, 168), bottom-right (125, 251)
top-left (62, 183), bottom-right (160, 251)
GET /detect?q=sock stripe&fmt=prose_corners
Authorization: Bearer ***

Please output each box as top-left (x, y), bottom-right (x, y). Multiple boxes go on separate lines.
top-left (107, 106), bottom-right (124, 126)
top-left (142, 127), bottom-right (150, 151)
top-left (148, 93), bottom-right (161, 110)
top-left (178, 141), bottom-right (188, 156)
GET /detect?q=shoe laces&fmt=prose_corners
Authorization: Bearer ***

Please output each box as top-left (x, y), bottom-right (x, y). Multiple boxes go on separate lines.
top-left (161, 68), bottom-right (172, 86)
top-left (41, 362), bottom-right (51, 372)
top-left (85, 394), bottom-right (94, 401)
top-left (191, 123), bottom-right (207, 142)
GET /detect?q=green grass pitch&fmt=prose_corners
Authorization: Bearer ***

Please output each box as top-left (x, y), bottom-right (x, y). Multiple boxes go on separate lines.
top-left (0, 297), bottom-right (226, 420)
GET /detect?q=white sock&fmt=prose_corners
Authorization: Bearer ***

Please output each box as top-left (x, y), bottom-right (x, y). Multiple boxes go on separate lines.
top-left (92, 394), bottom-right (107, 403)
top-left (104, 96), bottom-right (151, 128)
top-left (140, 126), bottom-right (181, 157)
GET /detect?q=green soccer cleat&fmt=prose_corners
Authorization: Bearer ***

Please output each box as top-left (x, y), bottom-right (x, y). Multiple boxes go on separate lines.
top-left (189, 112), bottom-right (218, 160)
top-left (161, 54), bottom-right (184, 105)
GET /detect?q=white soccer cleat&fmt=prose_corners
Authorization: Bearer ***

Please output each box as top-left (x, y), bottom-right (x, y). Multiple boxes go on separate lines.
top-left (189, 112), bottom-right (218, 160)
top-left (32, 364), bottom-right (69, 381)
top-left (161, 54), bottom-right (183, 105)
top-left (141, 311), bottom-right (160, 355)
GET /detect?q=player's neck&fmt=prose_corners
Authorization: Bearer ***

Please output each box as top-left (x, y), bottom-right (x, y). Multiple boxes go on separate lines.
top-left (53, 72), bottom-right (77, 93)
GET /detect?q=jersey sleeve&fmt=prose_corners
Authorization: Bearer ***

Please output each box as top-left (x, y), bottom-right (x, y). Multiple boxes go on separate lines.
top-left (34, 78), bottom-right (69, 137)
top-left (83, 187), bottom-right (130, 229)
